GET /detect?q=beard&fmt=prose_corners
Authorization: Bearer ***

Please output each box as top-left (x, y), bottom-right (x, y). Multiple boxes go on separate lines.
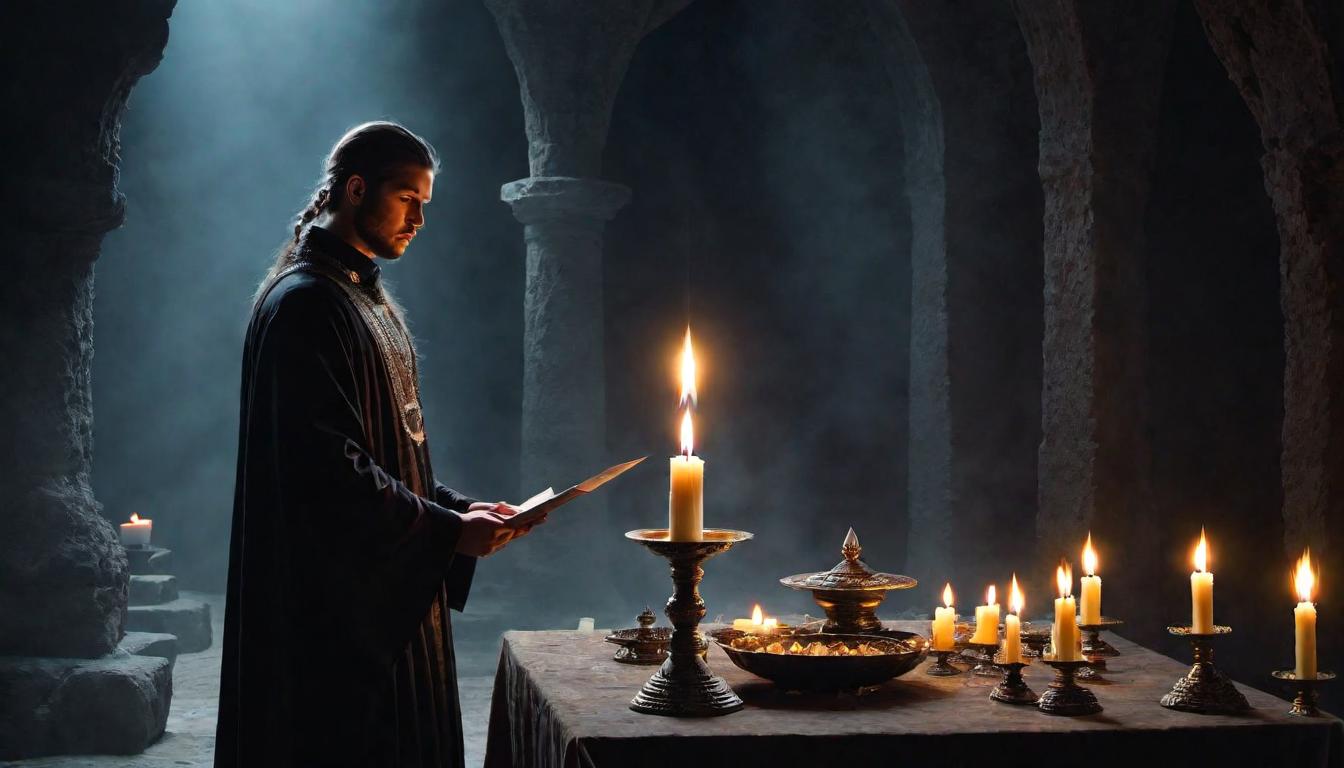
top-left (353, 209), bottom-right (411, 260)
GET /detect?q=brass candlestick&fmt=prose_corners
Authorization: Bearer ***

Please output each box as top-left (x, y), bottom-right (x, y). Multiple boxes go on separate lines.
top-left (1076, 616), bottom-right (1123, 681)
top-left (926, 649), bottom-right (963, 676)
top-left (1159, 625), bottom-right (1249, 714)
top-left (626, 528), bottom-right (752, 717)
top-left (990, 656), bottom-right (1038, 705)
top-left (1038, 657), bottom-right (1102, 716)
top-left (962, 641), bottom-right (1002, 677)
top-left (1271, 670), bottom-right (1335, 717)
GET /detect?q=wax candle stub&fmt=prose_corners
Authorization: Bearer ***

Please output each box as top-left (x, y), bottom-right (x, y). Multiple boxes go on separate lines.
top-left (1080, 533), bottom-right (1101, 625)
top-left (119, 513), bottom-right (152, 548)
top-left (971, 584), bottom-right (1000, 644)
top-left (1001, 575), bottom-right (1024, 664)
top-left (931, 583), bottom-right (956, 651)
top-left (1051, 561), bottom-right (1080, 661)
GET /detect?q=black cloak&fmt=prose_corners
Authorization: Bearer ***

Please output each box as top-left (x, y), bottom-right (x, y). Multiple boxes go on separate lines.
top-left (216, 226), bottom-right (478, 767)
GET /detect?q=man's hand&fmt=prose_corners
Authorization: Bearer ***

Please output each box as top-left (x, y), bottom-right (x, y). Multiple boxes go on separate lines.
top-left (468, 501), bottom-right (549, 534)
top-left (455, 508), bottom-right (516, 557)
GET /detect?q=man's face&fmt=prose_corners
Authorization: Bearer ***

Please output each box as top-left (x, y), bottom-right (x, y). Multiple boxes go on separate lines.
top-left (351, 164), bottom-right (434, 260)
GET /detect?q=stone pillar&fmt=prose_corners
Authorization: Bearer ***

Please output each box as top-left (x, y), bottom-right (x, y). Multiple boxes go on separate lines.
top-left (864, 1), bottom-right (1044, 597)
top-left (1193, 0), bottom-right (1344, 569)
top-left (485, 0), bottom-right (690, 612)
top-left (1013, 0), bottom-right (1176, 631)
top-left (0, 1), bottom-right (176, 759)
top-left (0, 0), bottom-right (174, 659)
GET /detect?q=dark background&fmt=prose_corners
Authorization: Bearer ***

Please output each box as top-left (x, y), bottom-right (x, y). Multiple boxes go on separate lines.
top-left (93, 0), bottom-right (1300, 696)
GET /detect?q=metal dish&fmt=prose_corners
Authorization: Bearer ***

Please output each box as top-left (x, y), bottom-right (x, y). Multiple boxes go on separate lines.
top-left (710, 628), bottom-right (928, 692)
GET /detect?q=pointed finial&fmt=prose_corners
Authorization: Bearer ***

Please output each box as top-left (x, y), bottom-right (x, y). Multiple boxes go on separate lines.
top-left (842, 527), bottom-right (861, 561)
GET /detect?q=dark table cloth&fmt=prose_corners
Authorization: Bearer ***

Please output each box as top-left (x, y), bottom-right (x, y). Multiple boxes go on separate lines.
top-left (484, 620), bottom-right (1342, 768)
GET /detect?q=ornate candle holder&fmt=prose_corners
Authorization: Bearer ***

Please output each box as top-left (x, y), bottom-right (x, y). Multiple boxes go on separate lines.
top-left (1020, 622), bottom-right (1052, 658)
top-left (1038, 657), bottom-right (1102, 716)
top-left (925, 648), bottom-right (963, 676)
top-left (1076, 616), bottom-right (1123, 680)
top-left (1159, 625), bottom-right (1249, 714)
top-left (1271, 670), bottom-right (1336, 717)
top-left (605, 607), bottom-right (708, 665)
top-left (962, 641), bottom-right (1002, 677)
top-left (626, 528), bottom-right (752, 717)
top-left (779, 528), bottom-right (916, 634)
top-left (990, 656), bottom-right (1038, 705)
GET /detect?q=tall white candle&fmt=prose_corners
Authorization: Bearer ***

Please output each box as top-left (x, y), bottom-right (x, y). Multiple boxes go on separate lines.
top-left (1051, 562), bottom-right (1080, 661)
top-left (1002, 574), bottom-right (1024, 664)
top-left (119, 514), bottom-right (152, 548)
top-left (1191, 528), bottom-right (1214, 634)
top-left (1295, 549), bottom-right (1318, 679)
top-left (1080, 533), bottom-right (1101, 625)
top-left (668, 330), bottom-right (703, 541)
top-left (932, 583), bottom-right (956, 651)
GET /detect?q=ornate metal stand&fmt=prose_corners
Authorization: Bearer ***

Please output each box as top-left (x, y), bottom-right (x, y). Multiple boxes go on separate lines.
top-left (990, 658), bottom-right (1038, 704)
top-left (1160, 625), bottom-right (1249, 714)
top-left (1020, 622), bottom-right (1051, 658)
top-left (926, 649), bottom-right (963, 676)
top-left (963, 641), bottom-right (1001, 677)
top-left (1076, 616), bottom-right (1123, 681)
top-left (1038, 658), bottom-right (1102, 715)
top-left (626, 528), bottom-right (752, 716)
top-left (1271, 670), bottom-right (1335, 717)
top-left (606, 607), bottom-right (707, 665)
top-left (779, 528), bottom-right (916, 634)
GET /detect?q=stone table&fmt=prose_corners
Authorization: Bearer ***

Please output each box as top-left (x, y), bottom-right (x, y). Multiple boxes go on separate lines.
top-left (485, 621), bottom-right (1342, 767)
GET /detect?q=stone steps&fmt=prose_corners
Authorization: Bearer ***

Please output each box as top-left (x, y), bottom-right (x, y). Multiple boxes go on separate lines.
top-left (130, 574), bottom-right (178, 606)
top-left (127, 598), bottom-right (212, 653)
top-left (126, 545), bottom-right (173, 576)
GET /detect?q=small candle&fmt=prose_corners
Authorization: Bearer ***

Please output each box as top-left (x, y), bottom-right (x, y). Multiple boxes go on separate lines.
top-left (1080, 533), bottom-right (1101, 625)
top-left (733, 604), bottom-right (765, 632)
top-left (1191, 528), bottom-right (1214, 634)
top-left (971, 584), bottom-right (1000, 644)
top-left (669, 329), bottom-right (703, 542)
top-left (119, 513), bottom-right (152, 548)
top-left (1294, 549), bottom-right (1318, 680)
top-left (1051, 561), bottom-right (1080, 661)
top-left (932, 583), bottom-right (956, 651)
top-left (761, 617), bottom-right (778, 632)
top-left (1002, 574), bottom-right (1024, 664)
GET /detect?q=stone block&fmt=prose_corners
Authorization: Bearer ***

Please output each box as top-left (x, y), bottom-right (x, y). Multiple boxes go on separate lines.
top-left (127, 598), bottom-right (212, 653)
top-left (129, 573), bottom-right (178, 605)
top-left (125, 545), bottom-right (173, 575)
top-left (119, 631), bottom-right (179, 664)
top-left (0, 651), bottom-right (171, 759)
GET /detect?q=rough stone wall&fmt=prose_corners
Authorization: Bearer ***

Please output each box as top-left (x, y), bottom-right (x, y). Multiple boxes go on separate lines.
top-left (1013, 0), bottom-right (1176, 636)
top-left (0, 0), bottom-right (175, 657)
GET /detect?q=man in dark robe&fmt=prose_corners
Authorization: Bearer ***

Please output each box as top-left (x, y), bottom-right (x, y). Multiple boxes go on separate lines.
top-left (217, 122), bottom-right (537, 766)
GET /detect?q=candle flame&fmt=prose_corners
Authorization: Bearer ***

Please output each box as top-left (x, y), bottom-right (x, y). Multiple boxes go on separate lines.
top-left (679, 327), bottom-right (697, 407)
top-left (679, 409), bottom-right (694, 456)
top-left (1296, 549), bottom-right (1317, 603)
top-left (1194, 527), bottom-right (1209, 573)
top-left (942, 582), bottom-right (954, 608)
top-left (986, 584), bottom-right (997, 606)
top-left (1056, 560), bottom-right (1073, 598)
top-left (1010, 574), bottom-right (1024, 615)
top-left (752, 604), bottom-right (763, 624)
top-left (1082, 533), bottom-right (1098, 576)
top-left (130, 513), bottom-right (141, 524)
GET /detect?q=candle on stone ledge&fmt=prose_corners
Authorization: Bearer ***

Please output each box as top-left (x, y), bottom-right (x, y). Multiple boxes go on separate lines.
top-left (1051, 561), bottom-right (1080, 661)
top-left (1191, 528), bottom-right (1214, 634)
top-left (1002, 574), bottom-right (1024, 664)
top-left (668, 328), bottom-right (703, 542)
top-left (1080, 533), bottom-right (1101, 625)
top-left (1294, 549), bottom-right (1318, 680)
top-left (932, 583), bottom-right (956, 651)
top-left (971, 584), bottom-right (1000, 644)
top-left (119, 513), bottom-right (152, 548)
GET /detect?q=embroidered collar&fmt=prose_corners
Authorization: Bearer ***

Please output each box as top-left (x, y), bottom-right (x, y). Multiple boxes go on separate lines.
top-left (302, 225), bottom-right (381, 287)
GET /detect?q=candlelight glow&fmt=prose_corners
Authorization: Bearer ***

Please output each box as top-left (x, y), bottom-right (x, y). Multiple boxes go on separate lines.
top-left (752, 604), bottom-right (763, 624)
top-left (943, 583), bottom-right (954, 608)
top-left (1194, 528), bottom-right (1209, 573)
top-left (679, 327), bottom-right (697, 407)
top-left (1056, 561), bottom-right (1073, 598)
top-left (1083, 533), bottom-right (1098, 576)
top-left (130, 513), bottom-right (142, 523)
top-left (986, 584), bottom-right (997, 606)
top-left (1296, 549), bottom-right (1317, 604)
top-left (679, 409), bottom-right (694, 456)
top-left (1010, 574), bottom-right (1024, 615)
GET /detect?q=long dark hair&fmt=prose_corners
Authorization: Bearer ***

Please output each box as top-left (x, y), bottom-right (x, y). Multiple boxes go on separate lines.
top-left (256, 121), bottom-right (439, 303)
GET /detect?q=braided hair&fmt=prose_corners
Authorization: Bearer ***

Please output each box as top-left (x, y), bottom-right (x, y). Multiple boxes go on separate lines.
top-left (256, 121), bottom-right (439, 303)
